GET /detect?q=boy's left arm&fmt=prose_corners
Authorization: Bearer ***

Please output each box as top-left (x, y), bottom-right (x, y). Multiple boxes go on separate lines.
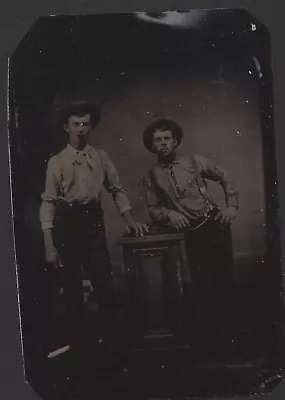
top-left (194, 154), bottom-right (239, 228)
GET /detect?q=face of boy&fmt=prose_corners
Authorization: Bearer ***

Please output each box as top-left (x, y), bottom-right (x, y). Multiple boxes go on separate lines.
top-left (151, 130), bottom-right (177, 157)
top-left (64, 114), bottom-right (92, 149)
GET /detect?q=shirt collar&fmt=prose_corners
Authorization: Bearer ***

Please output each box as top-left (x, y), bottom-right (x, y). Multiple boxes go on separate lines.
top-left (66, 144), bottom-right (92, 158)
top-left (159, 155), bottom-right (180, 168)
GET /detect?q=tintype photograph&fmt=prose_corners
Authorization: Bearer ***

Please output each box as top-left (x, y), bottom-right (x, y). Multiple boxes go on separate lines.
top-left (8, 8), bottom-right (285, 399)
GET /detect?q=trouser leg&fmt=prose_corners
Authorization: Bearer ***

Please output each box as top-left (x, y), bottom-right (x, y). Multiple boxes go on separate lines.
top-left (81, 226), bottom-right (115, 330)
top-left (185, 222), bottom-right (235, 343)
top-left (60, 248), bottom-right (85, 347)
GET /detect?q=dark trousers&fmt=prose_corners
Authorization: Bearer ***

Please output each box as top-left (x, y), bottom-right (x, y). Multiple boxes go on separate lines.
top-left (185, 216), bottom-right (235, 342)
top-left (53, 200), bottom-right (115, 346)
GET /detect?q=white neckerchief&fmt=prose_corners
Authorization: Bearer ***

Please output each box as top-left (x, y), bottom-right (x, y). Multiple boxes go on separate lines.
top-left (67, 144), bottom-right (95, 170)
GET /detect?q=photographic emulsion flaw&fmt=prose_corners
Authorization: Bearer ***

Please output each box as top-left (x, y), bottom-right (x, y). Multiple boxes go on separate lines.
top-left (8, 8), bottom-right (285, 399)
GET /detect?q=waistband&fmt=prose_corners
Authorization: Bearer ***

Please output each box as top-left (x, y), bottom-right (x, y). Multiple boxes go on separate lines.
top-left (56, 199), bottom-right (102, 213)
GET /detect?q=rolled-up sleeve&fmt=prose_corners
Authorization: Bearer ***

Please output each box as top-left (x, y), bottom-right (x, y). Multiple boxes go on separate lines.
top-left (39, 157), bottom-right (61, 230)
top-left (143, 174), bottom-right (171, 222)
top-left (99, 150), bottom-right (132, 215)
top-left (194, 154), bottom-right (239, 209)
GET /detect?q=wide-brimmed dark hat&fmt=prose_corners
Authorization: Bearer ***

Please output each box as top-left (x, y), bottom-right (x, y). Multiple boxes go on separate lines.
top-left (143, 118), bottom-right (184, 153)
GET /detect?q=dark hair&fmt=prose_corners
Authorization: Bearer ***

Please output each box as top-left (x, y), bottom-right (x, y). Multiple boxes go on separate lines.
top-left (60, 101), bottom-right (101, 128)
top-left (143, 118), bottom-right (183, 153)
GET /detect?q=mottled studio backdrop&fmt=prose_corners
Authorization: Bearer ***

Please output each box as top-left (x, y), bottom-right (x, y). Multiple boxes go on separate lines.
top-left (10, 10), bottom-right (271, 279)
top-left (82, 69), bottom-right (265, 264)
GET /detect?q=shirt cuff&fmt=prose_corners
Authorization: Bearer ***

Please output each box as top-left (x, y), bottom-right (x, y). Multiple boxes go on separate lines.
top-left (41, 221), bottom-right (54, 231)
top-left (149, 208), bottom-right (172, 222)
top-left (226, 197), bottom-right (239, 209)
top-left (119, 206), bottom-right (132, 216)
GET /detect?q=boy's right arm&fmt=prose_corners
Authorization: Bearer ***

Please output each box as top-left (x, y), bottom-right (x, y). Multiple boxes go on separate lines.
top-left (143, 174), bottom-right (190, 229)
top-left (40, 157), bottom-right (61, 268)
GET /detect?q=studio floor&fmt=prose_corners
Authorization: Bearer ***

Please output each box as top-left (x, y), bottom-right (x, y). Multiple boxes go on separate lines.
top-left (20, 258), bottom-right (285, 399)
top-left (24, 303), bottom-right (285, 400)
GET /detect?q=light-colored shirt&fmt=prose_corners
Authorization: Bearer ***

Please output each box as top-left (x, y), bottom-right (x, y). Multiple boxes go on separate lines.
top-left (40, 144), bottom-right (131, 230)
top-left (143, 154), bottom-right (239, 223)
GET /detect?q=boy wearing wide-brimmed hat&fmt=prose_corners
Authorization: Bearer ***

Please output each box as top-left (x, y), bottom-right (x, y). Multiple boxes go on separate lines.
top-left (143, 118), bottom-right (239, 356)
top-left (40, 101), bottom-right (148, 356)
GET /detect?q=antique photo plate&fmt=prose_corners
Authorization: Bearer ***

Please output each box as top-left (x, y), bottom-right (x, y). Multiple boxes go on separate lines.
top-left (7, 8), bottom-right (285, 399)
